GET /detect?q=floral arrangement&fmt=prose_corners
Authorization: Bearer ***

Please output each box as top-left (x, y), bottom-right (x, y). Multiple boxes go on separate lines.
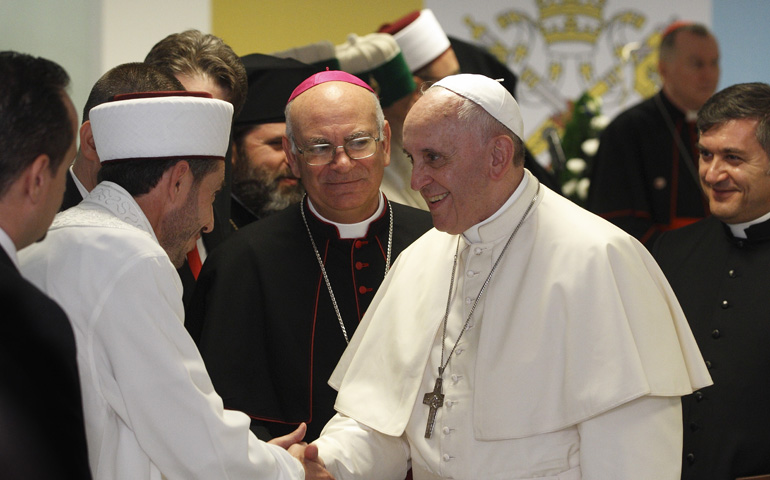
top-left (555, 92), bottom-right (608, 206)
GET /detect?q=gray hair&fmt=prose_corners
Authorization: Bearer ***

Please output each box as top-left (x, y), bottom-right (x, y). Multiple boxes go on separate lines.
top-left (285, 89), bottom-right (385, 154)
top-left (448, 88), bottom-right (525, 167)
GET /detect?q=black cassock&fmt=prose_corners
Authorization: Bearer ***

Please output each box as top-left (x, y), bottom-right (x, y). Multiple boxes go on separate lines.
top-left (588, 90), bottom-right (708, 246)
top-left (186, 198), bottom-right (433, 441)
top-left (653, 216), bottom-right (770, 479)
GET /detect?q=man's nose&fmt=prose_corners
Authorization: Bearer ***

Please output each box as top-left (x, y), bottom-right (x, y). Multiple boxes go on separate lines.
top-left (328, 146), bottom-right (354, 170)
top-left (703, 158), bottom-right (727, 185)
top-left (411, 162), bottom-right (430, 192)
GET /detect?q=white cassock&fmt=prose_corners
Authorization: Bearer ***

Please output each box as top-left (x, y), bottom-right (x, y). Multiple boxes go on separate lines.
top-left (20, 182), bottom-right (303, 480)
top-left (314, 170), bottom-right (712, 480)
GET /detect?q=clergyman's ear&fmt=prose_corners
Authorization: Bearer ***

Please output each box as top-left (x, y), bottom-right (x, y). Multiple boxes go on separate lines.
top-left (165, 160), bottom-right (192, 205)
top-left (489, 135), bottom-right (514, 180)
top-left (79, 121), bottom-right (99, 163)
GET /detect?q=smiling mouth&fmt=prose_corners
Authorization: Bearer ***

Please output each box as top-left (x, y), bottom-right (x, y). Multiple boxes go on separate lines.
top-left (427, 192), bottom-right (449, 204)
top-left (711, 189), bottom-right (735, 198)
top-left (708, 183), bottom-right (735, 194)
top-left (327, 178), bottom-right (364, 186)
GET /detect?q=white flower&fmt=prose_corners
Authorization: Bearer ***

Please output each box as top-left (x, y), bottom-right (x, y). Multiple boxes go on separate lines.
top-left (586, 96), bottom-right (602, 113)
top-left (562, 178), bottom-right (578, 197)
top-left (590, 114), bottom-right (610, 131)
top-left (577, 177), bottom-right (591, 200)
top-left (566, 157), bottom-right (587, 174)
top-left (581, 138), bottom-right (600, 157)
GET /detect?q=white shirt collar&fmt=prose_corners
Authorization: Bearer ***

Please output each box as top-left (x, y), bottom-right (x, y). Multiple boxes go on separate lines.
top-left (728, 210), bottom-right (770, 239)
top-left (69, 166), bottom-right (89, 200)
top-left (307, 192), bottom-right (385, 239)
top-left (0, 226), bottom-right (19, 270)
top-left (463, 174), bottom-right (529, 244)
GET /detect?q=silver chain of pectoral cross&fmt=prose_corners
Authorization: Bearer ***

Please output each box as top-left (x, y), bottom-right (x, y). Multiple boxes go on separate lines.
top-left (423, 184), bottom-right (539, 438)
top-left (300, 195), bottom-right (393, 344)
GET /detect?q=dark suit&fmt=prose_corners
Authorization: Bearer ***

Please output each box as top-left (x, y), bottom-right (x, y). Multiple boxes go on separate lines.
top-left (229, 195), bottom-right (260, 231)
top-left (0, 247), bottom-right (92, 479)
top-left (589, 91), bottom-right (708, 246)
top-left (653, 216), bottom-right (770, 479)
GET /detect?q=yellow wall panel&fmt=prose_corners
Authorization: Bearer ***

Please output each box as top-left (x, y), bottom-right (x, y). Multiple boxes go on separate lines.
top-left (212, 0), bottom-right (423, 56)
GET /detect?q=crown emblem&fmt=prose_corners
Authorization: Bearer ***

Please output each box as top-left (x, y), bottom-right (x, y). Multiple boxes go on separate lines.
top-left (537, 0), bottom-right (605, 45)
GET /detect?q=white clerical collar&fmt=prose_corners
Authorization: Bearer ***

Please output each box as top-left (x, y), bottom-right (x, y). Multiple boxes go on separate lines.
top-left (727, 210), bottom-right (770, 239)
top-left (686, 110), bottom-right (698, 122)
top-left (307, 192), bottom-right (385, 239)
top-left (69, 166), bottom-right (89, 200)
top-left (0, 226), bottom-right (19, 270)
top-left (463, 174), bottom-right (529, 244)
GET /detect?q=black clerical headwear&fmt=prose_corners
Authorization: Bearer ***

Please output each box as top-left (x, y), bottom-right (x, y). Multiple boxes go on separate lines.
top-left (236, 54), bottom-right (321, 127)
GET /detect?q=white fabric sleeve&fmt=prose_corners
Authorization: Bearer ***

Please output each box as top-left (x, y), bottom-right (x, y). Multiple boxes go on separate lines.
top-left (94, 255), bottom-right (304, 479)
top-left (578, 395), bottom-right (682, 479)
top-left (313, 413), bottom-right (410, 480)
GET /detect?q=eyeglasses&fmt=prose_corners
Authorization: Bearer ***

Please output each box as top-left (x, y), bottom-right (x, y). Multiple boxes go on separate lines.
top-left (296, 136), bottom-right (381, 166)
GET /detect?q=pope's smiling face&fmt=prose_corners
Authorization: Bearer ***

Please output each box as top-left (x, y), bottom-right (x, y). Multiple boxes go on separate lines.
top-left (404, 88), bottom-right (494, 234)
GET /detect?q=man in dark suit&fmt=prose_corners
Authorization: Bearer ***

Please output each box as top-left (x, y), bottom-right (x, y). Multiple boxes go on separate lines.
top-left (0, 50), bottom-right (91, 479)
top-left (60, 63), bottom-right (184, 211)
top-left (652, 82), bottom-right (770, 479)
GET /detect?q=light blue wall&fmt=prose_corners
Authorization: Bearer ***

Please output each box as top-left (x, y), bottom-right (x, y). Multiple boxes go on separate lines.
top-left (1, 0), bottom-right (99, 123)
top-left (1, 0), bottom-right (209, 126)
top-left (712, 0), bottom-right (770, 89)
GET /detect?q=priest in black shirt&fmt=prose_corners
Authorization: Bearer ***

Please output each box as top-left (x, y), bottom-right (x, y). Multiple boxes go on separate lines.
top-left (653, 82), bottom-right (770, 479)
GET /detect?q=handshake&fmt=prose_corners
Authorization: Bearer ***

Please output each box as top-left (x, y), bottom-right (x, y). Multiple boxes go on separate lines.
top-left (270, 423), bottom-right (335, 480)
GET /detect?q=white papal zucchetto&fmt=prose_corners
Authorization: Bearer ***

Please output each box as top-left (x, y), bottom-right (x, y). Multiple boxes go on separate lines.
top-left (432, 73), bottom-right (524, 139)
top-left (89, 92), bottom-right (234, 164)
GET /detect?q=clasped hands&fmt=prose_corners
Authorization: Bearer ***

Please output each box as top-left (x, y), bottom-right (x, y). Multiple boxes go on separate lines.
top-left (269, 423), bottom-right (335, 480)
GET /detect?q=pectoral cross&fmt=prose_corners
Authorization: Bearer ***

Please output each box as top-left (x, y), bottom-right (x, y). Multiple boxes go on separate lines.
top-left (422, 374), bottom-right (444, 438)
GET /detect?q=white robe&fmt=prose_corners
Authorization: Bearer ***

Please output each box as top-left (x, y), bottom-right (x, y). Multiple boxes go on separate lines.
top-left (314, 170), bottom-right (712, 479)
top-left (20, 182), bottom-right (303, 480)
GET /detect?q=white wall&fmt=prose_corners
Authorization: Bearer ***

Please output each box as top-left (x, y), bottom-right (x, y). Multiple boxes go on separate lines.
top-left (1, 0), bottom-right (210, 124)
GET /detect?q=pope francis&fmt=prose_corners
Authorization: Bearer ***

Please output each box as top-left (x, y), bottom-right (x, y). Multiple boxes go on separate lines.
top-left (305, 74), bottom-right (713, 479)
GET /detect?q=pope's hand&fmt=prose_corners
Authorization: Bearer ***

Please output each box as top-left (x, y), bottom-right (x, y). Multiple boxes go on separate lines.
top-left (289, 442), bottom-right (334, 480)
top-left (267, 423), bottom-right (334, 479)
